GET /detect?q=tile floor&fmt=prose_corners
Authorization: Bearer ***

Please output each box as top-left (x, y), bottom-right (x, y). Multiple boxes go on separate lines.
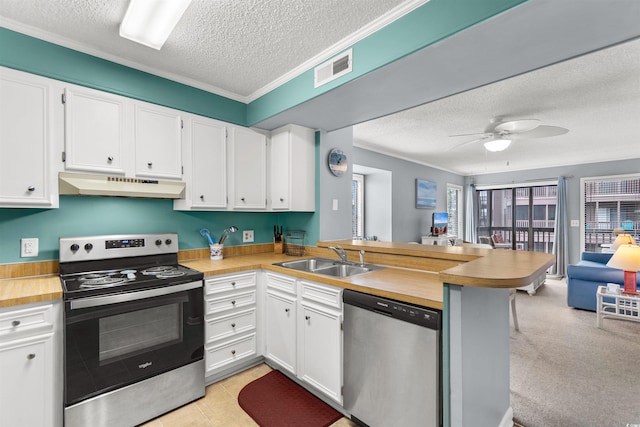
top-left (140, 363), bottom-right (357, 427)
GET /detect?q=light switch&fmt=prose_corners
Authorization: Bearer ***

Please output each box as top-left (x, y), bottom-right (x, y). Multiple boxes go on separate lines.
top-left (332, 199), bottom-right (338, 211)
top-left (570, 220), bottom-right (580, 227)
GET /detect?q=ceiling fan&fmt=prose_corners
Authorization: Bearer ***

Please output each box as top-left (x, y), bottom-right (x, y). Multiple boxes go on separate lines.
top-left (449, 118), bottom-right (569, 152)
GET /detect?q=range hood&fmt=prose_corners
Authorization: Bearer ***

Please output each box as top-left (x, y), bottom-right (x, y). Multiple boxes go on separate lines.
top-left (59, 172), bottom-right (185, 199)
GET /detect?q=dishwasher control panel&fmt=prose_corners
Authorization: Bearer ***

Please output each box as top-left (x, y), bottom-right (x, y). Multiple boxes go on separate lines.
top-left (343, 289), bottom-right (441, 329)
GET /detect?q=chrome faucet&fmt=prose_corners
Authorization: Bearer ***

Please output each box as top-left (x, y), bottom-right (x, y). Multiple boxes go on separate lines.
top-left (359, 250), bottom-right (365, 266)
top-left (328, 246), bottom-right (348, 263)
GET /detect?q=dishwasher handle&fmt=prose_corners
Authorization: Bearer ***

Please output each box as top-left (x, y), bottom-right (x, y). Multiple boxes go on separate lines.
top-left (343, 289), bottom-right (441, 330)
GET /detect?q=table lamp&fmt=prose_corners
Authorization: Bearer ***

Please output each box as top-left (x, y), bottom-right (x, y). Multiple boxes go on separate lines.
top-left (611, 233), bottom-right (636, 250)
top-left (606, 244), bottom-right (640, 295)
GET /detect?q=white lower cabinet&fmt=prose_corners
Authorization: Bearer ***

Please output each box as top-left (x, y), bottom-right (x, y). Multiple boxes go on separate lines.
top-left (264, 279), bottom-right (297, 374)
top-left (263, 272), bottom-right (343, 404)
top-left (298, 297), bottom-right (343, 403)
top-left (204, 271), bottom-right (258, 379)
top-left (0, 300), bottom-right (62, 427)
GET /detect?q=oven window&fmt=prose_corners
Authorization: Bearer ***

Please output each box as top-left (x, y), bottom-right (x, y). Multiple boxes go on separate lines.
top-left (99, 303), bottom-right (182, 362)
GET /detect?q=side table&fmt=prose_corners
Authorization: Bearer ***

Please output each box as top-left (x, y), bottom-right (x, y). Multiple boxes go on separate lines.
top-left (596, 286), bottom-right (640, 328)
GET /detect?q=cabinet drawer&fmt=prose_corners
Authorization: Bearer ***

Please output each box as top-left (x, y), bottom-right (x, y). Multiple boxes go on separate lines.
top-left (205, 272), bottom-right (256, 296)
top-left (206, 308), bottom-right (256, 344)
top-left (299, 280), bottom-right (342, 309)
top-left (0, 303), bottom-right (54, 337)
top-left (205, 290), bottom-right (256, 314)
top-left (205, 333), bottom-right (256, 373)
top-left (265, 272), bottom-right (297, 295)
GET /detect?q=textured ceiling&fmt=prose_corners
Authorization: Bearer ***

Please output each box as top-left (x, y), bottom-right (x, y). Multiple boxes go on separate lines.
top-left (0, 0), bottom-right (408, 99)
top-left (353, 38), bottom-right (640, 175)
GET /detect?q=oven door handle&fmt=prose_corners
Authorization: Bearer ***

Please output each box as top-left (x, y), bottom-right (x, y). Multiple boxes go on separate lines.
top-left (69, 281), bottom-right (203, 310)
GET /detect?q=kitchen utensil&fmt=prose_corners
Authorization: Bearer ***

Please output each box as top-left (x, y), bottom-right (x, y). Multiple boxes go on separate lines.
top-left (199, 228), bottom-right (214, 245)
top-left (218, 226), bottom-right (238, 245)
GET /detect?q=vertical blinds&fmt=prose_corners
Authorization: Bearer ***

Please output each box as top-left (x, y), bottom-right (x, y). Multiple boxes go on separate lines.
top-left (583, 174), bottom-right (640, 251)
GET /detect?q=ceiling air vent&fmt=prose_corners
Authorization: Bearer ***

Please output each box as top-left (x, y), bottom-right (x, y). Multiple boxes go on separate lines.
top-left (314, 49), bottom-right (353, 88)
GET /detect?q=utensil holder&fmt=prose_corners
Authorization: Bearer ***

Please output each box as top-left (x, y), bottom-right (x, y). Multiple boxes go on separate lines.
top-left (274, 239), bottom-right (284, 254)
top-left (210, 244), bottom-right (223, 260)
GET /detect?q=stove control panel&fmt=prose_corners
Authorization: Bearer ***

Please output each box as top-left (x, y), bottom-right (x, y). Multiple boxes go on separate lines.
top-left (106, 238), bottom-right (145, 249)
top-left (59, 233), bottom-right (179, 263)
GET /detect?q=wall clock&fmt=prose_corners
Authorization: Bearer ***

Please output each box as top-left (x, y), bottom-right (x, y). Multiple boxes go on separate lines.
top-left (328, 148), bottom-right (348, 177)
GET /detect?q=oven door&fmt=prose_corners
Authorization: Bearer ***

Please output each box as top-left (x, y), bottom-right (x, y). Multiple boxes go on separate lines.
top-left (64, 281), bottom-right (203, 406)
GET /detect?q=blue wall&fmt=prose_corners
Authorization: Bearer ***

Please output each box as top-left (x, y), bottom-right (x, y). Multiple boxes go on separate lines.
top-left (0, 28), bottom-right (246, 125)
top-left (0, 197), bottom-right (317, 263)
top-left (247, 0), bottom-right (526, 125)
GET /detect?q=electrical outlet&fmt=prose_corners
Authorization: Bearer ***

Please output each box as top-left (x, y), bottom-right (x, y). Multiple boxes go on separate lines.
top-left (21, 238), bottom-right (39, 257)
top-left (243, 230), bottom-right (254, 243)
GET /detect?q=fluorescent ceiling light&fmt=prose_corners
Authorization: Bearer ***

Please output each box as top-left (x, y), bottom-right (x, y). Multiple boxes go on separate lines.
top-left (120, 0), bottom-right (192, 50)
top-left (484, 139), bottom-right (512, 152)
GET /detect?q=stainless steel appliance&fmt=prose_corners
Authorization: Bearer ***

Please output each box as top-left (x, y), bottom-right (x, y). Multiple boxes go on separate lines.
top-left (59, 233), bottom-right (204, 427)
top-left (343, 289), bottom-right (442, 427)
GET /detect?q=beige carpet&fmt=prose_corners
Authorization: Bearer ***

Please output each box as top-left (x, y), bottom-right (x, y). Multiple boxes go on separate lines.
top-left (510, 277), bottom-right (640, 427)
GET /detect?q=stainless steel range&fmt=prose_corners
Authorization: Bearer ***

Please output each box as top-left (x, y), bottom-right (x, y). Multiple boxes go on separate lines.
top-left (59, 233), bottom-right (205, 427)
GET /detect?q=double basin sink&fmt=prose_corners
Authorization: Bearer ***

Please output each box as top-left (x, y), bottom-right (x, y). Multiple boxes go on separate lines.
top-left (274, 257), bottom-right (385, 278)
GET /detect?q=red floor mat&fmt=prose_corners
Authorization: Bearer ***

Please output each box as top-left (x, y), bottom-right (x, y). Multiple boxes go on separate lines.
top-left (238, 370), bottom-right (343, 427)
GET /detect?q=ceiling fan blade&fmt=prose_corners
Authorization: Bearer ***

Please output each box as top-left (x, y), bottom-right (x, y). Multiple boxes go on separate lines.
top-left (509, 125), bottom-right (569, 139)
top-left (494, 119), bottom-right (540, 133)
top-left (448, 132), bottom-right (492, 138)
top-left (447, 135), bottom-right (493, 151)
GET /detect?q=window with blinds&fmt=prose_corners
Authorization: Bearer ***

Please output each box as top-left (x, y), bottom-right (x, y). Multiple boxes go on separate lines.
top-left (446, 184), bottom-right (463, 238)
top-left (582, 174), bottom-right (640, 252)
top-left (352, 174), bottom-right (364, 238)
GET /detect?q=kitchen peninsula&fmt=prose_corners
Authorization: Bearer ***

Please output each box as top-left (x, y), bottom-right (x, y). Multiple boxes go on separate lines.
top-left (313, 240), bottom-right (554, 427)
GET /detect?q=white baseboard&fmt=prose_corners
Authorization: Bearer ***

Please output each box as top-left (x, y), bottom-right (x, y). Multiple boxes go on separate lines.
top-left (499, 406), bottom-right (514, 427)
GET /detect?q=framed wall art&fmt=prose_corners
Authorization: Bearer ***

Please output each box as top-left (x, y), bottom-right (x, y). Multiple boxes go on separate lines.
top-left (415, 179), bottom-right (437, 209)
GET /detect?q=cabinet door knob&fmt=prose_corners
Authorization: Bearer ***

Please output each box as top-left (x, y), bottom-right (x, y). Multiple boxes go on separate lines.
top-left (285, 308), bottom-right (290, 313)
top-left (200, 195), bottom-right (204, 200)
top-left (27, 353), bottom-right (36, 360)
top-left (231, 300), bottom-right (236, 305)
top-left (231, 350), bottom-right (236, 355)
top-left (27, 186), bottom-right (35, 192)
top-left (231, 281), bottom-right (236, 286)
top-left (147, 162), bottom-right (153, 167)
top-left (231, 323), bottom-right (236, 328)
top-left (11, 320), bottom-right (20, 327)
top-left (279, 198), bottom-right (284, 202)
top-left (305, 315), bottom-right (311, 320)
top-left (107, 156), bottom-right (114, 162)
top-left (240, 197), bottom-right (245, 202)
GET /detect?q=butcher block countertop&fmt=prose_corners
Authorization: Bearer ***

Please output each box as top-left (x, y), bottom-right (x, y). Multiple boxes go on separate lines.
top-left (182, 252), bottom-right (443, 309)
top-left (1, 240), bottom-right (554, 311)
top-left (0, 275), bottom-right (62, 309)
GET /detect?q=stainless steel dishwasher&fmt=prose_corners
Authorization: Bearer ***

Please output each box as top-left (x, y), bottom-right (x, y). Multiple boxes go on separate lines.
top-left (343, 289), bottom-right (442, 427)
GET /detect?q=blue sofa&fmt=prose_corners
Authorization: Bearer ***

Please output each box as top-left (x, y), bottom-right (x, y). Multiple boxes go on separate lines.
top-left (567, 251), bottom-right (640, 311)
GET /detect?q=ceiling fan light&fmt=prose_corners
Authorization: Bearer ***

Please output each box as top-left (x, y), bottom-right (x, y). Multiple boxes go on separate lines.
top-left (484, 139), bottom-right (512, 152)
top-left (120, 0), bottom-right (192, 50)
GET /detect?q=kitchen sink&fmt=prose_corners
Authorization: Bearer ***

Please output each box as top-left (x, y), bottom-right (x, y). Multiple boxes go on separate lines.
top-left (276, 257), bottom-right (336, 272)
top-left (274, 257), bottom-right (385, 278)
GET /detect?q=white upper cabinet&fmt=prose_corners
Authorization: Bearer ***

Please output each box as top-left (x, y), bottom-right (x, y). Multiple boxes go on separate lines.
top-left (63, 86), bottom-right (127, 174)
top-left (174, 115), bottom-right (227, 210)
top-left (134, 103), bottom-right (182, 179)
top-left (0, 67), bottom-right (59, 208)
top-left (230, 126), bottom-right (267, 209)
top-left (269, 125), bottom-right (315, 211)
